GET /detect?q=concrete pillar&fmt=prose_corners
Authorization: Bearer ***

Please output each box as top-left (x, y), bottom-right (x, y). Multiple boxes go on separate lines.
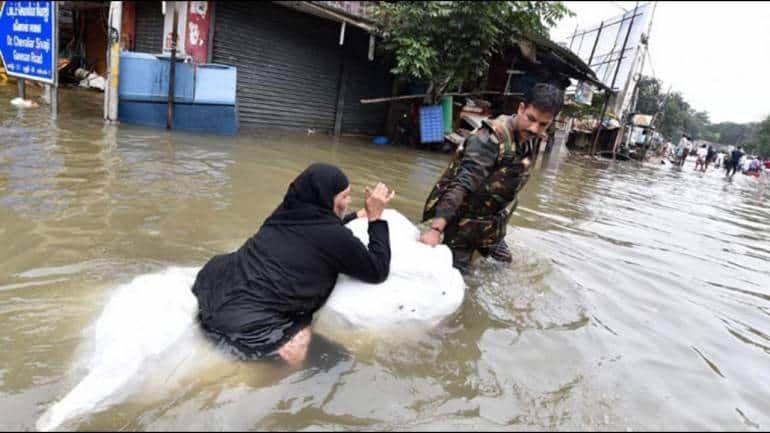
top-left (105, 1), bottom-right (122, 122)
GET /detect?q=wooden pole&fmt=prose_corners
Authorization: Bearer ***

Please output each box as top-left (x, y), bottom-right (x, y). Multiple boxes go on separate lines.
top-left (650, 84), bottom-right (672, 131)
top-left (587, 21), bottom-right (603, 66)
top-left (591, 2), bottom-right (639, 156)
top-left (52, 2), bottom-right (59, 119)
top-left (17, 79), bottom-right (25, 100)
top-left (610, 2), bottom-right (640, 160)
top-left (334, 59), bottom-right (348, 136)
top-left (166, 8), bottom-right (178, 130)
top-left (361, 91), bottom-right (507, 105)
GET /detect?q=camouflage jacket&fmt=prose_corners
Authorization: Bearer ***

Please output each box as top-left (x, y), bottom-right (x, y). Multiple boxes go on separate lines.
top-left (422, 115), bottom-right (536, 249)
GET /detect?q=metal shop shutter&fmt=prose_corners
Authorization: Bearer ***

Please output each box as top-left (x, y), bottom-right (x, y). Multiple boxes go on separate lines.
top-left (212, 2), bottom-right (343, 132)
top-left (341, 26), bottom-right (393, 135)
top-left (134, 1), bottom-right (164, 54)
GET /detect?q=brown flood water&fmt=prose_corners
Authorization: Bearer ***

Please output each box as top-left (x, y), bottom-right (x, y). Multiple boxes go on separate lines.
top-left (1, 84), bottom-right (770, 430)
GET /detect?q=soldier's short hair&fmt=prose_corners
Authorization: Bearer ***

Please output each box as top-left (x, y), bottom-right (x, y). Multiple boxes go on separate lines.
top-left (525, 83), bottom-right (564, 116)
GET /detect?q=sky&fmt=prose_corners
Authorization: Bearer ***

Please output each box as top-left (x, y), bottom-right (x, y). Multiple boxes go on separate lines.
top-left (550, 1), bottom-right (770, 125)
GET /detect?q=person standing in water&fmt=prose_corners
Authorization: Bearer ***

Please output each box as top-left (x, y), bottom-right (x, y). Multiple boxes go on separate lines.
top-left (418, 83), bottom-right (563, 273)
top-left (695, 144), bottom-right (708, 171)
top-left (674, 134), bottom-right (691, 167)
top-left (705, 145), bottom-right (716, 171)
top-left (192, 163), bottom-right (395, 366)
top-left (726, 146), bottom-right (744, 178)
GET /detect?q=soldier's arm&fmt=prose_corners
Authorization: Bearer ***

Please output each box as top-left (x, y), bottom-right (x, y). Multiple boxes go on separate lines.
top-left (433, 129), bottom-right (499, 224)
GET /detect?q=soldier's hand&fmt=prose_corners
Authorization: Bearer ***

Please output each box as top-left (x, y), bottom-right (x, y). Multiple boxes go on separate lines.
top-left (418, 228), bottom-right (441, 247)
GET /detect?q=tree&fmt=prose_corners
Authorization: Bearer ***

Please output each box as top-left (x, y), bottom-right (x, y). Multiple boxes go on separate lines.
top-left (742, 115), bottom-right (770, 157)
top-left (704, 122), bottom-right (752, 146)
top-left (631, 76), bottom-right (762, 150)
top-left (372, 1), bottom-right (573, 104)
top-left (634, 76), bottom-right (662, 116)
top-left (687, 110), bottom-right (710, 140)
top-left (656, 92), bottom-right (690, 139)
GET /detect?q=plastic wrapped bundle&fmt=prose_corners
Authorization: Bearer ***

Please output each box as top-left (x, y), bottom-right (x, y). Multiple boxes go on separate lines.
top-left (318, 209), bottom-right (465, 328)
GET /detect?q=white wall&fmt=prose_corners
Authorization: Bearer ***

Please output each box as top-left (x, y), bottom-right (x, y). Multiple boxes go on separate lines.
top-left (162, 1), bottom-right (188, 56)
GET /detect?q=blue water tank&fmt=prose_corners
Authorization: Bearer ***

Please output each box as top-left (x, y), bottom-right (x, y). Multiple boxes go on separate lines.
top-left (118, 101), bottom-right (239, 135)
top-left (118, 51), bottom-right (194, 103)
top-left (118, 52), bottom-right (239, 135)
top-left (194, 64), bottom-right (237, 105)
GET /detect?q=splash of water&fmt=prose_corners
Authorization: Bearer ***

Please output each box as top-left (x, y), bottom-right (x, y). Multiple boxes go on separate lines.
top-left (36, 267), bottom-right (201, 431)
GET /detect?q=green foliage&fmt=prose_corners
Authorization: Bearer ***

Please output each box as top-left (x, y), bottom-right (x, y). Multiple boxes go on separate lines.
top-left (656, 92), bottom-right (690, 138)
top-left (740, 116), bottom-right (770, 157)
top-left (633, 75), bottom-right (713, 141)
top-left (562, 91), bottom-right (607, 119)
top-left (372, 1), bottom-right (573, 104)
top-left (705, 122), bottom-right (751, 146)
top-left (634, 76), bottom-right (661, 115)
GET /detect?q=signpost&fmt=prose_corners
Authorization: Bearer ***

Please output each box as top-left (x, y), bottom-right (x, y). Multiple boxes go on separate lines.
top-left (0, 1), bottom-right (58, 116)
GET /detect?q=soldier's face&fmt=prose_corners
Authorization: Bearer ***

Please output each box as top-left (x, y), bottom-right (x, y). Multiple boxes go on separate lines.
top-left (516, 103), bottom-right (554, 142)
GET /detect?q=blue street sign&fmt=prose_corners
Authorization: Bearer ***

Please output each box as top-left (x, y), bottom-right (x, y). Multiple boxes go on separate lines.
top-left (0, 1), bottom-right (55, 84)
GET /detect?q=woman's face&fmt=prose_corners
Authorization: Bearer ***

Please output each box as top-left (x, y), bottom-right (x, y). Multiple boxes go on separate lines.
top-left (333, 186), bottom-right (352, 218)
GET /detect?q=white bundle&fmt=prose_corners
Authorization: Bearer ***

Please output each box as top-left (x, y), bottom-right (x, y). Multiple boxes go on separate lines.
top-left (319, 209), bottom-right (465, 328)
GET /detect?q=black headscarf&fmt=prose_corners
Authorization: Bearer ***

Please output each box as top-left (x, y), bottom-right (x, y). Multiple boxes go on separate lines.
top-left (263, 163), bottom-right (350, 226)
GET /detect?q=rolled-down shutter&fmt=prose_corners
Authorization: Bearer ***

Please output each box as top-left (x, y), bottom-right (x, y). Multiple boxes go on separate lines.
top-left (341, 26), bottom-right (392, 135)
top-left (212, 2), bottom-right (342, 132)
top-left (134, 1), bottom-right (164, 54)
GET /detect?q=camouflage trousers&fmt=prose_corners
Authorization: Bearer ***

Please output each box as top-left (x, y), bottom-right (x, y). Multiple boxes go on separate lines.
top-left (442, 200), bottom-right (517, 272)
top-left (451, 241), bottom-right (513, 274)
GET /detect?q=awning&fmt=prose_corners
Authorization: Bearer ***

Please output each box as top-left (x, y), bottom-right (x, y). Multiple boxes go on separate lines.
top-left (274, 1), bottom-right (374, 32)
top-left (57, 1), bottom-right (109, 11)
top-left (511, 30), bottom-right (611, 92)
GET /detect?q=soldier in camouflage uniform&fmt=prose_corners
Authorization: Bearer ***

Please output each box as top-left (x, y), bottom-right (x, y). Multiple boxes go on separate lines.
top-left (419, 83), bottom-right (564, 273)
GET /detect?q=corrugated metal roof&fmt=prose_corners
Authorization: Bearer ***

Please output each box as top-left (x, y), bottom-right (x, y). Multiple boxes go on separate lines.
top-left (512, 30), bottom-right (610, 92)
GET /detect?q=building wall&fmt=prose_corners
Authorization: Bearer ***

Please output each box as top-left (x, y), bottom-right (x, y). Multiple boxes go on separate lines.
top-left (315, 1), bottom-right (375, 20)
top-left (162, 1), bottom-right (188, 56)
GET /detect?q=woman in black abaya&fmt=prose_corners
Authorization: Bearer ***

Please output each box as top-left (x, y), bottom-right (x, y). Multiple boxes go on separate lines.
top-left (192, 163), bottom-right (395, 365)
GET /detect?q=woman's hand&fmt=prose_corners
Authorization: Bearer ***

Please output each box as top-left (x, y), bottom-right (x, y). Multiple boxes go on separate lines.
top-left (364, 182), bottom-right (395, 221)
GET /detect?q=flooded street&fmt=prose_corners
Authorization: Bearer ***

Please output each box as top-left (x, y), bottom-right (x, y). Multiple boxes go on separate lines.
top-left (2, 84), bottom-right (770, 430)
